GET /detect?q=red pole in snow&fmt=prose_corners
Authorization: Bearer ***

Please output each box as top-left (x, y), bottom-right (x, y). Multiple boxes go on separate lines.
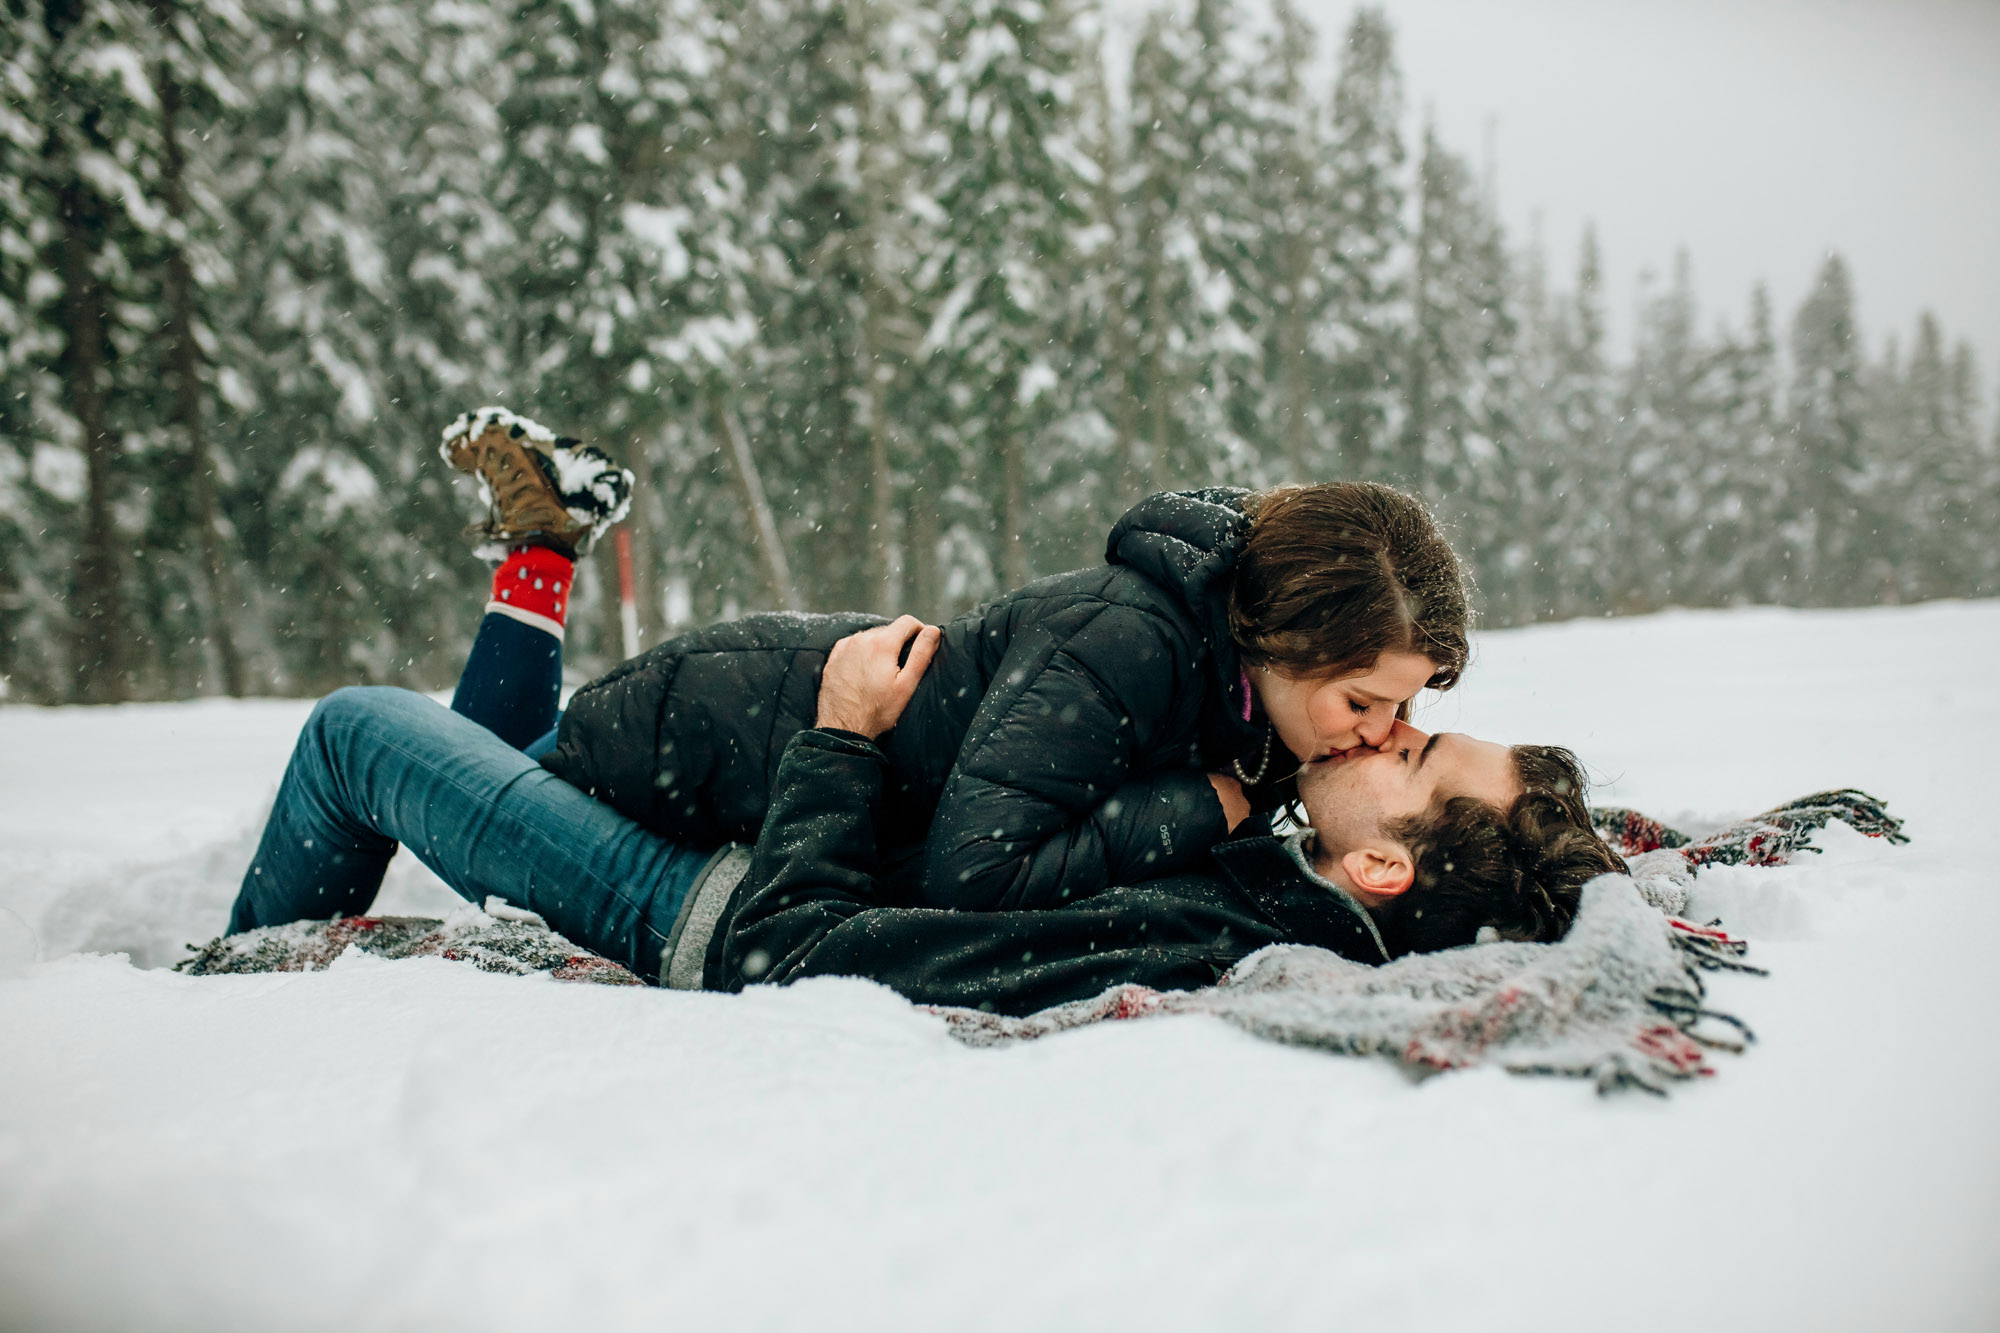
top-left (615, 527), bottom-right (640, 660)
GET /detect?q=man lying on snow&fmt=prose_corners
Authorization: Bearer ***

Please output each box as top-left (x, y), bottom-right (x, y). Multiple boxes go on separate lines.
top-left (225, 614), bottom-right (1623, 1016)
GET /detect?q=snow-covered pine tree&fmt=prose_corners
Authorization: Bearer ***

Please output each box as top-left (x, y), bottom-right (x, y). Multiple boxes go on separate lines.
top-left (128, 0), bottom-right (250, 698)
top-left (1177, 0), bottom-right (1267, 486)
top-left (700, 0), bottom-right (930, 616)
top-left (1245, 0), bottom-right (1332, 484)
top-left (1859, 328), bottom-right (1918, 599)
top-left (1607, 251), bottom-right (1706, 612)
top-left (1515, 226), bottom-right (1617, 619)
top-left (1318, 5), bottom-right (1407, 481)
top-left (0, 2), bottom-right (68, 701)
top-left (211, 0), bottom-right (503, 692)
top-left (635, 1), bottom-right (797, 627)
top-left (1931, 331), bottom-right (1986, 595)
top-left (490, 0), bottom-right (777, 652)
top-left (1030, 14), bottom-right (1132, 571)
top-left (1787, 253), bottom-right (1869, 605)
top-left (1399, 121), bottom-right (1527, 622)
top-left (25, 0), bottom-right (167, 702)
top-left (1686, 284), bottom-right (1799, 606)
top-left (493, 0), bottom-right (659, 651)
top-left (1122, 0), bottom-right (1260, 492)
top-left (1985, 375), bottom-right (2000, 594)
top-left (912, 0), bottom-right (1088, 591)
top-left (1508, 225), bottom-right (1561, 619)
top-left (5, 0), bottom-right (256, 701)
top-left (1896, 314), bottom-right (1982, 600)
top-left (1950, 344), bottom-right (1997, 595)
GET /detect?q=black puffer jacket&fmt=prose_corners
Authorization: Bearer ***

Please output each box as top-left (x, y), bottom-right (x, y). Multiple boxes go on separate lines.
top-left (697, 728), bottom-right (1386, 1014)
top-left (540, 489), bottom-right (1275, 910)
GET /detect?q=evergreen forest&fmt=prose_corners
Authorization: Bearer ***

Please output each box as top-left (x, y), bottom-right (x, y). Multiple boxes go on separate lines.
top-left (4, 0), bottom-right (1996, 704)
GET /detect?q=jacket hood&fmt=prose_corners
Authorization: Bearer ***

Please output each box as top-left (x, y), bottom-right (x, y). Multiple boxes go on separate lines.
top-left (1105, 488), bottom-right (1260, 758)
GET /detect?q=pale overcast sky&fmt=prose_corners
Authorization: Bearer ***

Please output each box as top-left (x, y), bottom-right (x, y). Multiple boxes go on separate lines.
top-left (1104, 0), bottom-right (2000, 396)
top-left (1294, 0), bottom-right (2000, 390)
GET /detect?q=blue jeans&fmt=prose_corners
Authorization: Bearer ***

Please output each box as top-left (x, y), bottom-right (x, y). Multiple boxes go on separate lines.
top-left (230, 686), bottom-right (716, 982)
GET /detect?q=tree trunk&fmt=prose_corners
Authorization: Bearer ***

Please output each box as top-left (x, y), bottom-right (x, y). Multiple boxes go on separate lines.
top-left (52, 153), bottom-right (128, 703)
top-left (710, 392), bottom-right (798, 609)
top-left (626, 461), bottom-right (661, 650)
top-left (1278, 223), bottom-right (1311, 481)
top-left (904, 456), bottom-right (942, 621)
top-left (1085, 63), bottom-right (1143, 511)
top-left (1108, 299), bottom-right (1143, 506)
top-left (1000, 428), bottom-right (1032, 588)
top-left (1401, 219), bottom-right (1431, 488)
top-left (1141, 195), bottom-right (1175, 492)
top-left (998, 389), bottom-right (1028, 591)
top-left (150, 24), bottom-right (247, 696)
top-left (859, 281), bottom-right (896, 613)
top-left (845, 0), bottom-right (897, 614)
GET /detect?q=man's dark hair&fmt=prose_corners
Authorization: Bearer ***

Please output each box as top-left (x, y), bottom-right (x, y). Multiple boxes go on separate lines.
top-left (1230, 482), bottom-right (1470, 694)
top-left (1371, 745), bottom-right (1626, 958)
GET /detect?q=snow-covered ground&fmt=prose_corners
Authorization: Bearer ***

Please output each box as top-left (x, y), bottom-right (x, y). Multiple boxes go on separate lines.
top-left (3, 602), bottom-right (1998, 1331)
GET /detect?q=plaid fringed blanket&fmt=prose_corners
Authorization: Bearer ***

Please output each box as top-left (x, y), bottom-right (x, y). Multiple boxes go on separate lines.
top-left (938, 875), bottom-right (1761, 1094)
top-left (180, 792), bottom-right (1905, 1094)
top-left (938, 790), bottom-right (1907, 1094)
top-left (177, 898), bottom-right (644, 986)
top-left (1590, 788), bottom-right (1907, 916)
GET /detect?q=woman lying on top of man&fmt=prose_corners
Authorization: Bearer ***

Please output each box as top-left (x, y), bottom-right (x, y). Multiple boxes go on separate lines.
top-left (225, 408), bottom-right (1621, 1013)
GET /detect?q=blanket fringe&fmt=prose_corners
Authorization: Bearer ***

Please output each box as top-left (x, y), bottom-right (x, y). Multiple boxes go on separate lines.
top-left (1647, 985), bottom-right (1754, 1052)
top-left (1669, 919), bottom-right (1767, 975)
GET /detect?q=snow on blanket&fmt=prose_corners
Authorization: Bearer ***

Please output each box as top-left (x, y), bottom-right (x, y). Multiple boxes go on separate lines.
top-left (941, 874), bottom-right (1758, 1094)
top-left (178, 898), bottom-right (645, 987)
top-left (180, 792), bottom-right (1904, 1095)
top-left (946, 790), bottom-right (1906, 1091)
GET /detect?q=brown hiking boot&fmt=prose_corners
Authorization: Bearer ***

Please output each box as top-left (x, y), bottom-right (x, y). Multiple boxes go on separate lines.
top-left (439, 406), bottom-right (633, 558)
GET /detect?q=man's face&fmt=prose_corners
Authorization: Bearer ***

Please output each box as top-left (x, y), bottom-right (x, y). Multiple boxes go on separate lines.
top-left (1298, 719), bottom-right (1521, 871)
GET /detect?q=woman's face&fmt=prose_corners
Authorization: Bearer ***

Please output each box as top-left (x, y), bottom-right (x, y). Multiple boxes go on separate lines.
top-left (1250, 652), bottom-right (1440, 764)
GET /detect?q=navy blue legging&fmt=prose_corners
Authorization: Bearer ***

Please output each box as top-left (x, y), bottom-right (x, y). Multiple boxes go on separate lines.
top-left (449, 612), bottom-right (563, 756)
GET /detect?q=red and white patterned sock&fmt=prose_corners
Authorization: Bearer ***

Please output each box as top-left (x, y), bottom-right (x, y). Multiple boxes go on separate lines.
top-left (487, 545), bottom-right (574, 639)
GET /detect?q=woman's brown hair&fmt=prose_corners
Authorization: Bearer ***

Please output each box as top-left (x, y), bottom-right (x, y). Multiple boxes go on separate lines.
top-left (1229, 482), bottom-right (1470, 691)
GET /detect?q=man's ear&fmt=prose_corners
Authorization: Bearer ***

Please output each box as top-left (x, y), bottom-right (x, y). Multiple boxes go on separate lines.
top-left (1340, 843), bottom-right (1415, 899)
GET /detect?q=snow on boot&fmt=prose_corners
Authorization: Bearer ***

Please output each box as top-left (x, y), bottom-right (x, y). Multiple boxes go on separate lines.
top-left (440, 406), bottom-right (634, 559)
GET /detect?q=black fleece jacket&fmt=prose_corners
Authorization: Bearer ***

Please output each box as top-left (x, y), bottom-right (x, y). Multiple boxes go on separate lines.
top-left (541, 489), bottom-right (1286, 911)
top-left (695, 727), bottom-right (1387, 1015)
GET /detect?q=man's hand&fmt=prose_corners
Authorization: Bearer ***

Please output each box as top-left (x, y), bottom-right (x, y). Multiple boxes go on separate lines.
top-left (1208, 773), bottom-right (1250, 832)
top-left (817, 615), bottom-right (942, 739)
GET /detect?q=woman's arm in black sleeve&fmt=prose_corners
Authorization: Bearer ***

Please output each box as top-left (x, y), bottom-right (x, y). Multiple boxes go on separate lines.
top-left (917, 603), bottom-right (1230, 913)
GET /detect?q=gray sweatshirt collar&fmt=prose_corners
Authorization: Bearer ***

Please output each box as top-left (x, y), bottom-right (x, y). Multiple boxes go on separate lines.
top-left (1280, 830), bottom-right (1391, 962)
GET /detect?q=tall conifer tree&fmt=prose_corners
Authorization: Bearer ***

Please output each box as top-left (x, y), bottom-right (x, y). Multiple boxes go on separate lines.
top-left (1247, 0), bottom-right (1331, 483)
top-left (1401, 122), bottom-right (1525, 620)
top-left (1123, 0), bottom-right (1259, 491)
top-left (915, 0), bottom-right (1087, 591)
top-left (1320, 6), bottom-right (1406, 479)
top-left (32, 0), bottom-right (165, 701)
top-left (1788, 253), bottom-right (1868, 603)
